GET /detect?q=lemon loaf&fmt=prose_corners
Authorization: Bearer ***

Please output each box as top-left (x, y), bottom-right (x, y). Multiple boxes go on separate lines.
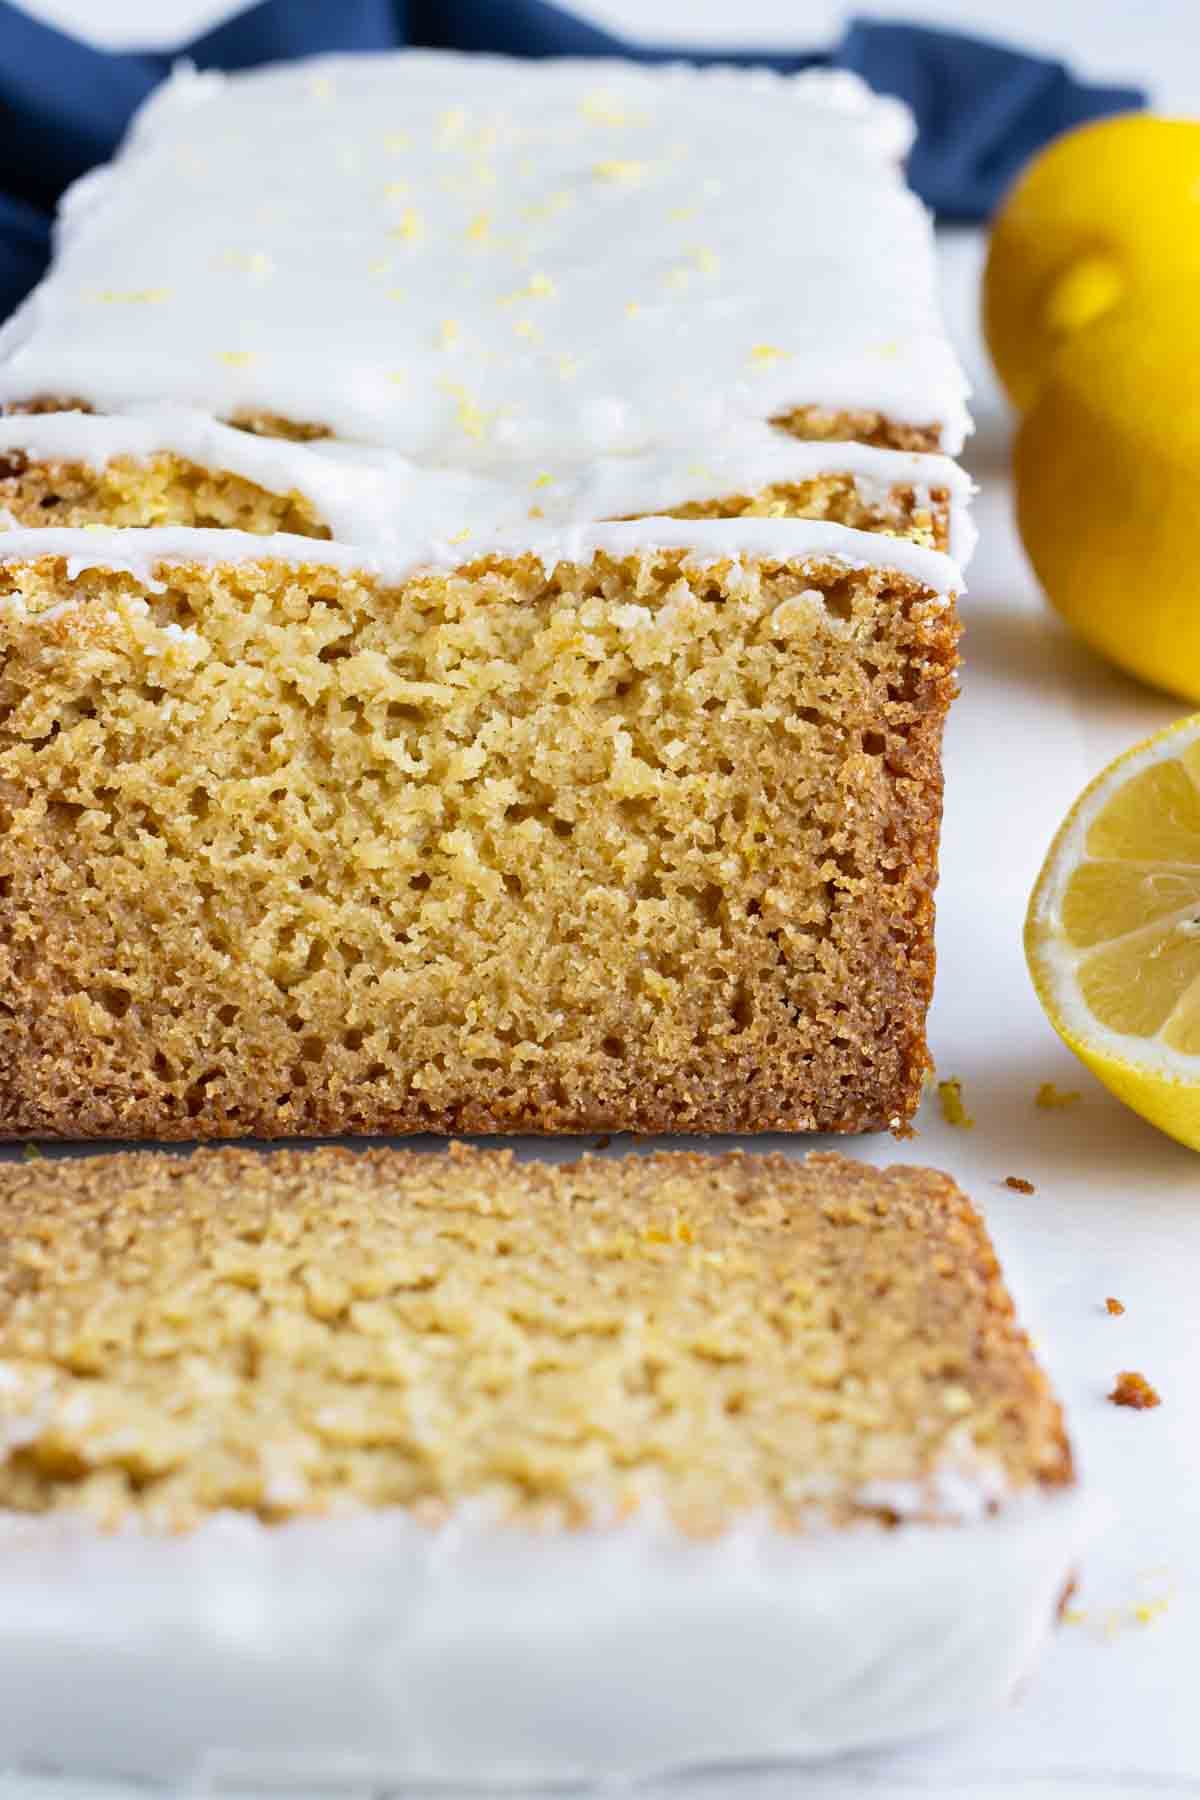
top-left (0, 1144), bottom-right (1083, 1783)
top-left (0, 51), bottom-right (971, 1140)
top-left (0, 519), bottom-right (959, 1139)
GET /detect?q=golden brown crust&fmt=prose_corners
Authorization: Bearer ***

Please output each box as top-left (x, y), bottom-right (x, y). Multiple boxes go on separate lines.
top-left (772, 406), bottom-right (944, 454)
top-left (227, 411), bottom-right (334, 442)
top-left (1, 397), bottom-right (93, 418)
top-left (1109, 1370), bottom-right (1160, 1410)
top-left (0, 545), bottom-right (957, 1140)
top-left (0, 1145), bottom-right (1074, 1529)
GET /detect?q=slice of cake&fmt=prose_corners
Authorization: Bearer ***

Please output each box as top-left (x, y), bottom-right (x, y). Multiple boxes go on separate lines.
top-left (0, 518), bottom-right (958, 1139)
top-left (0, 1145), bottom-right (1083, 1785)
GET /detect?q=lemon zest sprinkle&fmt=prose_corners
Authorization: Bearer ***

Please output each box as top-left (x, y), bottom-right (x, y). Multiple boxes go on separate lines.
top-left (593, 159), bottom-right (646, 184)
top-left (937, 1077), bottom-right (975, 1129)
top-left (85, 287), bottom-right (172, 305)
top-left (440, 381), bottom-right (489, 440)
top-left (1036, 1082), bottom-right (1081, 1109)
top-left (391, 209), bottom-right (426, 244)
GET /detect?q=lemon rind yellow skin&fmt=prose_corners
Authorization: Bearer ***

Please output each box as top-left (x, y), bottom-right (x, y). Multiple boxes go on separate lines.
top-left (1012, 298), bottom-right (1200, 705)
top-left (1025, 712), bottom-right (1200, 1153)
top-left (986, 113), bottom-right (1200, 702)
top-left (983, 114), bottom-right (1200, 415)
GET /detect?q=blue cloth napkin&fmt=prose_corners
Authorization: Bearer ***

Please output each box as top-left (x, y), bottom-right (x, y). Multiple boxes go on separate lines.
top-left (0, 0), bottom-right (1143, 323)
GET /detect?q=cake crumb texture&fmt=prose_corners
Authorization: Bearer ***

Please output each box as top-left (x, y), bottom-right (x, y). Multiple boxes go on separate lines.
top-left (0, 545), bottom-right (957, 1139)
top-left (0, 449), bottom-right (330, 539)
top-left (0, 1146), bottom-right (1073, 1531)
top-left (1109, 1370), bottom-right (1160, 1410)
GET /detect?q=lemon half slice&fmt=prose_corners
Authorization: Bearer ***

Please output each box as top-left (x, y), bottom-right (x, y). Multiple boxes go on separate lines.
top-left (1026, 714), bottom-right (1200, 1150)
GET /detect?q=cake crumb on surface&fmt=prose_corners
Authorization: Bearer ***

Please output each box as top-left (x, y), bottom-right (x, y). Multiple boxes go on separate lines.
top-left (937, 1077), bottom-right (974, 1129)
top-left (1004, 1175), bottom-right (1035, 1194)
top-left (1036, 1082), bottom-right (1081, 1110)
top-left (1109, 1370), bottom-right (1160, 1410)
top-left (1105, 1297), bottom-right (1125, 1317)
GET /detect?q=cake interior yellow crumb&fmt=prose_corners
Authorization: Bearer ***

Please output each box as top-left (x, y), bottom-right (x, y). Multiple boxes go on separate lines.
top-left (0, 544), bottom-right (957, 1138)
top-left (0, 1147), bottom-right (1072, 1531)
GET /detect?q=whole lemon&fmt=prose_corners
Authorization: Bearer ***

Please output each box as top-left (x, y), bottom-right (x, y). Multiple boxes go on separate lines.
top-left (1014, 297), bottom-right (1200, 701)
top-left (984, 114), bottom-right (1200, 412)
top-left (985, 114), bottom-right (1200, 700)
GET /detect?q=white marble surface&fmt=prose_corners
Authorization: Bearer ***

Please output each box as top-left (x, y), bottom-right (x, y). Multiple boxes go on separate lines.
top-left (2, 4), bottom-right (1199, 1794)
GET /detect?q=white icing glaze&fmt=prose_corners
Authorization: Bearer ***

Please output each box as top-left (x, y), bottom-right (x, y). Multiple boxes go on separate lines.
top-left (0, 406), bottom-right (977, 566)
top-left (0, 53), bottom-right (971, 459)
top-left (0, 1489), bottom-right (1092, 1785)
top-left (0, 517), bottom-right (964, 599)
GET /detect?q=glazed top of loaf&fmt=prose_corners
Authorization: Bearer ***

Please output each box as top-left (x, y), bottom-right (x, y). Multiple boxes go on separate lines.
top-left (0, 53), bottom-right (971, 461)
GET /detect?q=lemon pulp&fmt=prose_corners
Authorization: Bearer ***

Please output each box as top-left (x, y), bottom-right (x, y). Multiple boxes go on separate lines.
top-left (1027, 716), bottom-right (1200, 1150)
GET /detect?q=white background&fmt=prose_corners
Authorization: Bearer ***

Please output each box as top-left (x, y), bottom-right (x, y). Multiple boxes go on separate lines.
top-left (4, 4), bottom-right (1200, 1799)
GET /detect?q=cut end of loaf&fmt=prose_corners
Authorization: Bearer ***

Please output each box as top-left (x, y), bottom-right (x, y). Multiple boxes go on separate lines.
top-left (0, 541), bottom-right (958, 1140)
